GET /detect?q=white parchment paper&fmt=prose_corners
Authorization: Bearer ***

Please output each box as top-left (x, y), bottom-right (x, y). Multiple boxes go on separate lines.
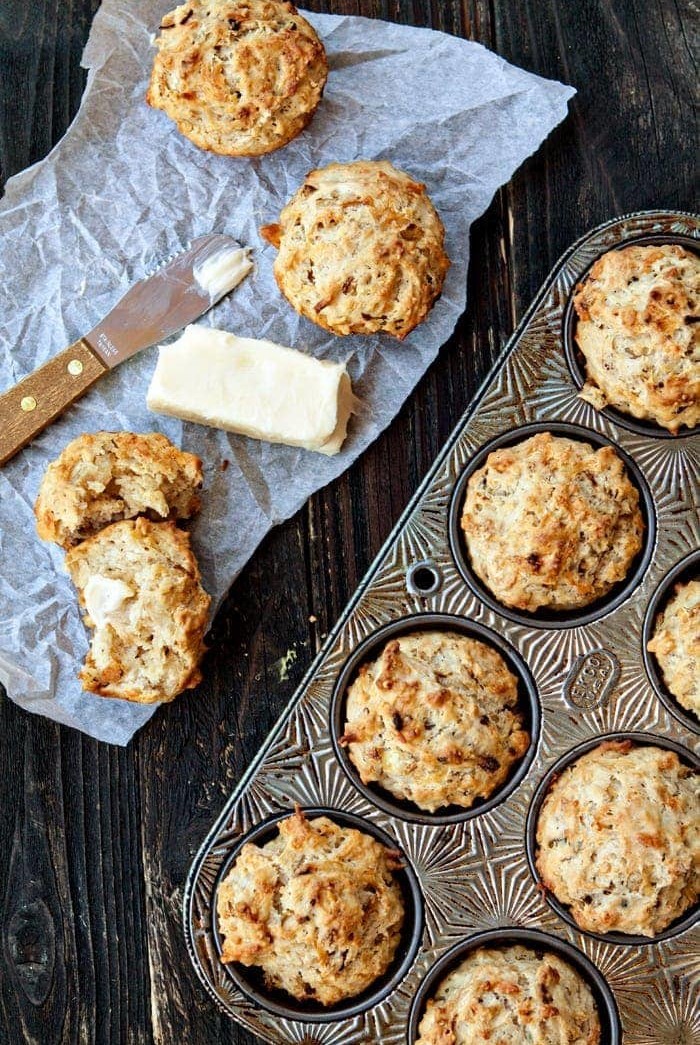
top-left (0, 1), bottom-right (574, 743)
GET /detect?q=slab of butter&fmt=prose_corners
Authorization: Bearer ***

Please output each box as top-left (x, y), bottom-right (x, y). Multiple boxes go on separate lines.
top-left (147, 326), bottom-right (354, 455)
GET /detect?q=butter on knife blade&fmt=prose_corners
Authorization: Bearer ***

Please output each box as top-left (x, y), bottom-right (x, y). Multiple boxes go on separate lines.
top-left (146, 326), bottom-right (355, 456)
top-left (193, 245), bottom-right (253, 300)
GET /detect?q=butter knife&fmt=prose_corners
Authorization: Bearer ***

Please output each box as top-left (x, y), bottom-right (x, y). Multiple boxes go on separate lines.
top-left (0, 234), bottom-right (252, 466)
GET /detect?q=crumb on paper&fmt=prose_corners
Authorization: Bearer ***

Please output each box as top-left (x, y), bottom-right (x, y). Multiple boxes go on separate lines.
top-left (274, 646), bottom-right (298, 682)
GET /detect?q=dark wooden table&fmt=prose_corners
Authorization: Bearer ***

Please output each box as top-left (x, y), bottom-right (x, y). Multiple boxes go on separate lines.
top-left (0, 1), bottom-right (696, 1042)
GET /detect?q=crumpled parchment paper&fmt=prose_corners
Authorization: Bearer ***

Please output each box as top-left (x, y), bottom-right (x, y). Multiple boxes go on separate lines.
top-left (0, 1), bottom-right (574, 743)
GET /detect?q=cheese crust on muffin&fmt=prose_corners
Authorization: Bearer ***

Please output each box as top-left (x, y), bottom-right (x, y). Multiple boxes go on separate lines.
top-left (341, 630), bottom-right (529, 812)
top-left (573, 243), bottom-right (700, 433)
top-left (648, 577), bottom-right (700, 718)
top-left (460, 432), bottom-right (644, 613)
top-left (260, 159), bottom-right (450, 338)
top-left (147, 0), bottom-right (328, 156)
top-left (66, 518), bottom-right (210, 704)
top-left (216, 809), bottom-right (405, 1005)
top-left (416, 945), bottom-right (601, 1045)
top-left (35, 431), bottom-right (202, 548)
top-left (535, 741), bottom-right (699, 937)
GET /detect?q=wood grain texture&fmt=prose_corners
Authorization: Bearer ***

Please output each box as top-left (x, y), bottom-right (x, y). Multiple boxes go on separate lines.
top-left (0, 0), bottom-right (696, 1042)
top-left (0, 339), bottom-right (107, 466)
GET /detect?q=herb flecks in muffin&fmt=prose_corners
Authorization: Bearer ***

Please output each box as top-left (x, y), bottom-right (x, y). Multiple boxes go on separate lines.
top-left (416, 944), bottom-right (602, 1045)
top-left (536, 741), bottom-right (699, 937)
top-left (35, 430), bottom-right (202, 548)
top-left (342, 630), bottom-right (529, 812)
top-left (573, 243), bottom-right (700, 433)
top-left (216, 810), bottom-right (405, 1005)
top-left (260, 159), bottom-right (450, 339)
top-left (648, 577), bottom-right (700, 718)
top-left (461, 432), bottom-right (644, 612)
top-left (147, 0), bottom-right (328, 156)
top-left (65, 518), bottom-right (210, 704)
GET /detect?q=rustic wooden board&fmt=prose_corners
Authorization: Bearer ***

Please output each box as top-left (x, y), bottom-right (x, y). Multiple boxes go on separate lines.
top-left (0, 1), bottom-right (696, 1042)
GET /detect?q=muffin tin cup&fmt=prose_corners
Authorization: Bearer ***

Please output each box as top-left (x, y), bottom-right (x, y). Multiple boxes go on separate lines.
top-left (643, 548), bottom-right (700, 735)
top-left (210, 806), bottom-right (425, 1023)
top-left (407, 927), bottom-right (622, 1045)
top-left (562, 230), bottom-right (700, 441)
top-left (448, 421), bottom-right (657, 630)
top-left (525, 731), bottom-right (700, 946)
top-left (184, 211), bottom-right (699, 1044)
top-left (329, 612), bottom-right (541, 825)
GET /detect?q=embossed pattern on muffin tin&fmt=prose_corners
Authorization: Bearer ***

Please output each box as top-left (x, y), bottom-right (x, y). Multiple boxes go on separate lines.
top-left (184, 211), bottom-right (700, 1045)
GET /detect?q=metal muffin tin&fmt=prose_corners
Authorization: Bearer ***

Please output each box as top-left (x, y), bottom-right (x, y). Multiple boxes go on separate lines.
top-left (184, 210), bottom-right (700, 1044)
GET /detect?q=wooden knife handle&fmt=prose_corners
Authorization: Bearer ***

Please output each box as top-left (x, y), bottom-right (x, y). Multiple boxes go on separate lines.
top-left (0, 339), bottom-right (108, 466)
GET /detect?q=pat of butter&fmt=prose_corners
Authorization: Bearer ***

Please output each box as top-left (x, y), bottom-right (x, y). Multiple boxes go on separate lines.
top-left (83, 574), bottom-right (135, 628)
top-left (193, 245), bottom-right (253, 300)
top-left (147, 326), bottom-right (355, 456)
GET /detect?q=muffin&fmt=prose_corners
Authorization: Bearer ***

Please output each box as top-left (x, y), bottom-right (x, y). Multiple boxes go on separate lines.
top-left (536, 741), bottom-right (699, 937)
top-left (416, 945), bottom-right (601, 1045)
top-left (147, 0), bottom-right (328, 156)
top-left (216, 809), bottom-right (405, 1005)
top-left (35, 430), bottom-right (202, 548)
top-left (260, 159), bottom-right (450, 338)
top-left (573, 243), bottom-right (700, 433)
top-left (647, 577), bottom-right (700, 719)
top-left (65, 518), bottom-right (210, 703)
top-left (340, 630), bottom-right (530, 812)
top-left (460, 432), bottom-right (644, 613)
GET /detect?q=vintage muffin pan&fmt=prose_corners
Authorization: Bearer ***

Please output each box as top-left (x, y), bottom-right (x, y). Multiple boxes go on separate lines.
top-left (184, 210), bottom-right (699, 1043)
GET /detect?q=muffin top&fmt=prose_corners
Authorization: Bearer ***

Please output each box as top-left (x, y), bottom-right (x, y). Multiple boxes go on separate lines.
top-left (35, 430), bottom-right (202, 548)
top-left (147, 0), bottom-right (328, 156)
top-left (341, 630), bottom-right (530, 813)
top-left (460, 432), bottom-right (644, 613)
top-left (573, 243), bottom-right (700, 433)
top-left (65, 518), bottom-right (210, 704)
top-left (648, 577), bottom-right (700, 719)
top-left (416, 944), bottom-right (601, 1045)
top-left (536, 741), bottom-right (699, 937)
top-left (216, 809), bottom-right (405, 1005)
top-left (260, 159), bottom-right (450, 338)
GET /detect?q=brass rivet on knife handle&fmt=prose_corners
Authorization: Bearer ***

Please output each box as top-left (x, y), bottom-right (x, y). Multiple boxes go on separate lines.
top-left (0, 338), bottom-right (108, 466)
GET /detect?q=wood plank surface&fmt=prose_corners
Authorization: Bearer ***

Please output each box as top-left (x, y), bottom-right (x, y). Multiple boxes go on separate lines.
top-left (0, 1), bottom-right (696, 1042)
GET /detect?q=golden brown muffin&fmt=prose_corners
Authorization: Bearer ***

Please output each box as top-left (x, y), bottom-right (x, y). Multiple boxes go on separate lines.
top-left (216, 809), bottom-right (405, 1005)
top-left (341, 630), bottom-right (529, 812)
top-left (573, 243), bottom-right (700, 433)
top-left (147, 0), bottom-right (328, 156)
top-left (416, 945), bottom-right (601, 1045)
top-left (65, 518), bottom-right (210, 704)
top-left (648, 577), bottom-right (700, 718)
top-left (535, 741), bottom-right (699, 937)
top-left (35, 431), bottom-right (202, 548)
top-left (260, 160), bottom-right (450, 338)
top-left (460, 433), bottom-right (644, 613)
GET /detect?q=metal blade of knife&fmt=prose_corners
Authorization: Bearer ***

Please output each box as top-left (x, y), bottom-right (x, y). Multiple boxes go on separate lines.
top-left (85, 233), bottom-right (250, 365)
top-left (0, 234), bottom-right (252, 466)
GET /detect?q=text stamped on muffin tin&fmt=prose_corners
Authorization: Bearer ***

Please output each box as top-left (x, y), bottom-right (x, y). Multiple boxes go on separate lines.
top-left (184, 211), bottom-right (699, 1044)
